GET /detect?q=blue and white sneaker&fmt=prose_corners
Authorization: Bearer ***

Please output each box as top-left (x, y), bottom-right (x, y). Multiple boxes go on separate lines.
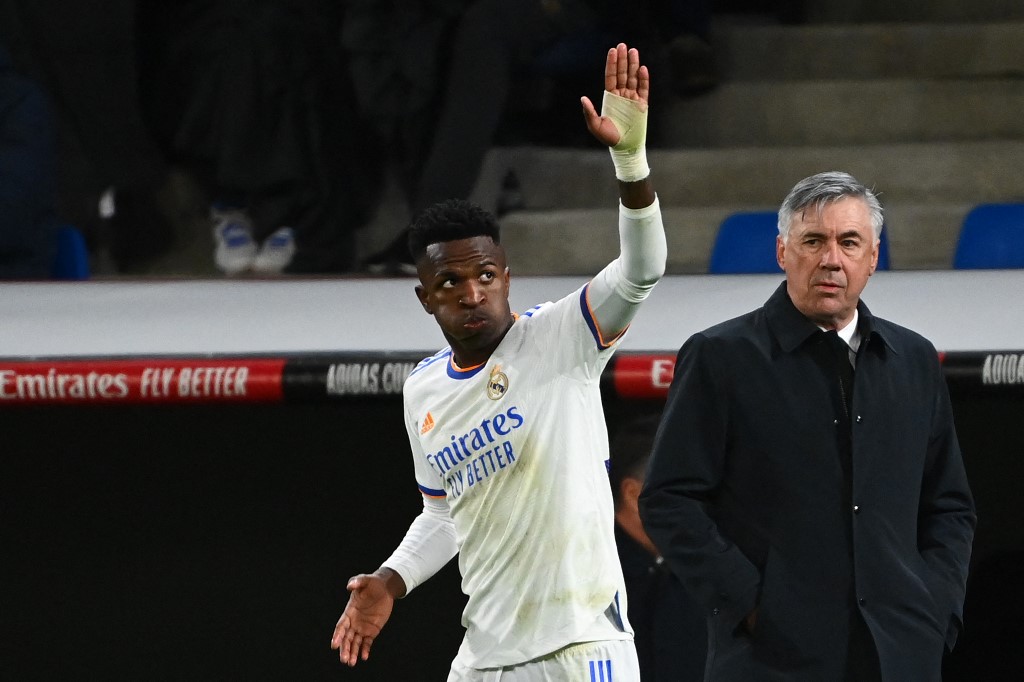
top-left (253, 226), bottom-right (296, 274)
top-left (212, 209), bottom-right (257, 275)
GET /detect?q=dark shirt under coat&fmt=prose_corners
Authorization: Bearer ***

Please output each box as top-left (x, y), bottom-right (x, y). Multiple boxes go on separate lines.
top-left (616, 525), bottom-right (707, 681)
top-left (639, 282), bottom-right (976, 681)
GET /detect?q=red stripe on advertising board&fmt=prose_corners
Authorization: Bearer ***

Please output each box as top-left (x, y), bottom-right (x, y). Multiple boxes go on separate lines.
top-left (612, 354), bottom-right (677, 399)
top-left (0, 359), bottom-right (285, 405)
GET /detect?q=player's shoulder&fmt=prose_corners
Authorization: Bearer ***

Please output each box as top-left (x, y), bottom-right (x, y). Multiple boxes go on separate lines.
top-left (518, 301), bottom-right (551, 320)
top-left (407, 347), bottom-right (453, 382)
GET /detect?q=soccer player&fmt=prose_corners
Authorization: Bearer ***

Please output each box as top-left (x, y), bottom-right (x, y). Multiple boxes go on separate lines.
top-left (331, 43), bottom-right (666, 681)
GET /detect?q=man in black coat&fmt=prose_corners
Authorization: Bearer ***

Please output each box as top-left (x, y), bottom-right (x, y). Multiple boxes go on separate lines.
top-left (639, 171), bottom-right (976, 681)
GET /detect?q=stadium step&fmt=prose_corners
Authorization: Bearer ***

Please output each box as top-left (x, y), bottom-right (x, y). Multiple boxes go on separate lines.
top-left (463, 138), bottom-right (1024, 274)
top-left (357, 13), bottom-right (1024, 278)
top-left (806, 0), bottom-right (1024, 23)
top-left (471, 142), bottom-right (1024, 211)
top-left (715, 22), bottom-right (1024, 82)
top-left (655, 19), bottom-right (1024, 147)
top-left (658, 78), bottom-right (1024, 147)
top-left (496, 202), bottom-right (972, 276)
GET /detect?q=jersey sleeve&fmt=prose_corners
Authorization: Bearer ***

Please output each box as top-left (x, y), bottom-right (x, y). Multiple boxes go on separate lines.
top-left (586, 196), bottom-right (665, 342)
top-left (381, 496), bottom-right (458, 594)
top-left (405, 394), bottom-right (447, 498)
top-left (379, 394), bottom-right (459, 593)
top-left (524, 197), bottom-right (664, 380)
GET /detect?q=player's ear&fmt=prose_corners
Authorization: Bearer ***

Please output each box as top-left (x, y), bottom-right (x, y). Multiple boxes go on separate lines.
top-left (415, 285), bottom-right (433, 315)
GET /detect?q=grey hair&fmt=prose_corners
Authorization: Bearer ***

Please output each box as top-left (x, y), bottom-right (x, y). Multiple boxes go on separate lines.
top-left (777, 171), bottom-right (883, 242)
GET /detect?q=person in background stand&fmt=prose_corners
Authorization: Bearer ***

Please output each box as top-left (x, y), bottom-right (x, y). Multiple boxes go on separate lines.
top-left (331, 43), bottom-right (666, 680)
top-left (640, 171), bottom-right (976, 681)
top-left (0, 0), bottom-right (174, 273)
top-left (0, 40), bottom-right (58, 278)
top-left (609, 414), bottom-right (707, 681)
top-left (138, 0), bottom-right (379, 275)
top-left (348, 0), bottom-right (702, 274)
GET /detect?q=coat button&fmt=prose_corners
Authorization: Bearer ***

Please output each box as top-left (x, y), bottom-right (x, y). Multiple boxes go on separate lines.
top-left (712, 608), bottom-right (720, 616)
top-left (834, 419), bottom-right (839, 426)
top-left (853, 505), bottom-right (860, 514)
top-left (855, 415), bottom-right (863, 423)
top-left (858, 598), bottom-right (866, 606)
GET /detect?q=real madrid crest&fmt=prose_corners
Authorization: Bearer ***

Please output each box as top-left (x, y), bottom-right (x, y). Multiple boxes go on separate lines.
top-left (486, 364), bottom-right (509, 400)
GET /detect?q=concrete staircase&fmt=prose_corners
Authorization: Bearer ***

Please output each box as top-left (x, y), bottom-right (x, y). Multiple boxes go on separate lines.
top-left (462, 12), bottom-right (1024, 275)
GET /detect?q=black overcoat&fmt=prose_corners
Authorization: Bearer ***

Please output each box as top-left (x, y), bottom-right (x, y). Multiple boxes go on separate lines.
top-left (640, 282), bottom-right (976, 681)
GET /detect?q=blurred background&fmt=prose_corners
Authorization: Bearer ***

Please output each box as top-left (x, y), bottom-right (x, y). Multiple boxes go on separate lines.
top-left (2, 0), bottom-right (1023, 279)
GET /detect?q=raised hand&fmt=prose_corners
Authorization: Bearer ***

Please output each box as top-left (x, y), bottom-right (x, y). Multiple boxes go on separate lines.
top-left (581, 43), bottom-right (650, 148)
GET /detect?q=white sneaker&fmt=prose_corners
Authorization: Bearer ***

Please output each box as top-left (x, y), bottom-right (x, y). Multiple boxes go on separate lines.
top-left (252, 227), bottom-right (296, 274)
top-left (212, 209), bottom-right (257, 275)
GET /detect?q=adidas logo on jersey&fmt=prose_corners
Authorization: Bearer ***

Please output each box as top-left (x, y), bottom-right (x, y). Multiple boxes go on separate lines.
top-left (420, 411), bottom-right (435, 434)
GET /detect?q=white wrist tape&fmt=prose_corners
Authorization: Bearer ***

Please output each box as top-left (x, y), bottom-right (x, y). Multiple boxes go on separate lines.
top-left (601, 90), bottom-right (650, 182)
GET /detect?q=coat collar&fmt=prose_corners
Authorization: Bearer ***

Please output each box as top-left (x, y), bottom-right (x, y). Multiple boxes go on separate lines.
top-left (764, 281), bottom-right (899, 356)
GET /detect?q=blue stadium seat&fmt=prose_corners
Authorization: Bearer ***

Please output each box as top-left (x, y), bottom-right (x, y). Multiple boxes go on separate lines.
top-left (709, 211), bottom-right (891, 274)
top-left (51, 224), bottom-right (90, 280)
top-left (708, 211), bottom-right (781, 274)
top-left (953, 204), bottom-right (1024, 269)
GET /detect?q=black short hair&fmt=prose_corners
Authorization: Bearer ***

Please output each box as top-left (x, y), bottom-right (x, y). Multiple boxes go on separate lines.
top-left (608, 414), bottom-right (661, 508)
top-left (407, 199), bottom-right (501, 262)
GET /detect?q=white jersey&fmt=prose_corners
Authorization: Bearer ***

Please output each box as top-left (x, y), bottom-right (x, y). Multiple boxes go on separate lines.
top-left (401, 283), bottom-right (632, 668)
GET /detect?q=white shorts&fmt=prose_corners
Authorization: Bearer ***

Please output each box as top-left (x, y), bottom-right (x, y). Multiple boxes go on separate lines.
top-left (447, 639), bottom-right (640, 682)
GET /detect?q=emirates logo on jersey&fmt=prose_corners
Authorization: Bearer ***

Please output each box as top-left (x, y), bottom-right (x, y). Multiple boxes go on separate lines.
top-left (486, 365), bottom-right (509, 400)
top-left (420, 411), bottom-right (435, 434)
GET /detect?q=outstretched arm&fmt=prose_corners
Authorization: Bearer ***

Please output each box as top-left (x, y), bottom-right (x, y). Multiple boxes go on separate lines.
top-left (329, 494), bottom-right (458, 667)
top-left (330, 567), bottom-right (406, 666)
top-left (581, 43), bottom-right (655, 209)
top-left (580, 43), bottom-right (665, 342)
